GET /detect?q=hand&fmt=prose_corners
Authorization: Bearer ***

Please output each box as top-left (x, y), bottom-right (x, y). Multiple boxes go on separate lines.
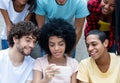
top-left (44, 64), bottom-right (59, 81)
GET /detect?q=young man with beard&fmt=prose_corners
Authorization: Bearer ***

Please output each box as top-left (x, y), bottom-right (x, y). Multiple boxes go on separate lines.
top-left (0, 21), bottom-right (39, 83)
top-left (77, 30), bottom-right (120, 83)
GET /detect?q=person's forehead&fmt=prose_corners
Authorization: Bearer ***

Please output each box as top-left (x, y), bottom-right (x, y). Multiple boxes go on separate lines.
top-left (49, 36), bottom-right (64, 41)
top-left (86, 35), bottom-right (100, 43)
top-left (23, 35), bottom-right (37, 40)
top-left (103, 0), bottom-right (115, 4)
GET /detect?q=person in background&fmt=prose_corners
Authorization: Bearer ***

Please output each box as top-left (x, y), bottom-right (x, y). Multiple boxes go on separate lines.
top-left (33, 18), bottom-right (78, 83)
top-left (85, 0), bottom-right (116, 53)
top-left (77, 30), bottom-right (120, 83)
top-left (0, 0), bottom-right (36, 49)
top-left (0, 21), bottom-right (39, 83)
top-left (34, 0), bottom-right (89, 58)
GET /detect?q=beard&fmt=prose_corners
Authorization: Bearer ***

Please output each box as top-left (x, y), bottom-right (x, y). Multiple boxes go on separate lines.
top-left (16, 46), bottom-right (31, 56)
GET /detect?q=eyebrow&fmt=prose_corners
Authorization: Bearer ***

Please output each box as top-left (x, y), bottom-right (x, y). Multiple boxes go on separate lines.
top-left (104, 0), bottom-right (115, 5)
top-left (49, 39), bottom-right (65, 43)
top-left (86, 40), bottom-right (97, 44)
top-left (25, 36), bottom-right (37, 41)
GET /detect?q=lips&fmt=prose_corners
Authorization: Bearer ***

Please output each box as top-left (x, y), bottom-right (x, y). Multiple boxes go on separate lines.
top-left (53, 52), bottom-right (62, 57)
top-left (54, 52), bottom-right (60, 55)
top-left (58, 0), bottom-right (66, 4)
top-left (59, 0), bottom-right (64, 1)
top-left (89, 50), bottom-right (97, 57)
top-left (25, 47), bottom-right (32, 54)
top-left (102, 8), bottom-right (109, 14)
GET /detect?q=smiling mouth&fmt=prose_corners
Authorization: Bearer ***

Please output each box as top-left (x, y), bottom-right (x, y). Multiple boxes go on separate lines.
top-left (56, 0), bottom-right (66, 5)
top-left (54, 52), bottom-right (60, 55)
top-left (102, 8), bottom-right (110, 14)
top-left (89, 51), bottom-right (97, 56)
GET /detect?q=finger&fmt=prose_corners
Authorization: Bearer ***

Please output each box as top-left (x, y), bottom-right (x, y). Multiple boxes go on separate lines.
top-left (52, 68), bottom-right (60, 74)
top-left (46, 64), bottom-right (56, 70)
top-left (46, 72), bottom-right (55, 79)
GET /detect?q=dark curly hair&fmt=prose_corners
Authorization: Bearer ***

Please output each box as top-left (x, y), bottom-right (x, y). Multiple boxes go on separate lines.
top-left (8, 21), bottom-right (39, 47)
top-left (39, 18), bottom-right (76, 55)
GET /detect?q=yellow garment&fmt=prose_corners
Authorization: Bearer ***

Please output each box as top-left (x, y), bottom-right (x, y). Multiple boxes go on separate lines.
top-left (98, 20), bottom-right (110, 31)
top-left (77, 53), bottom-right (120, 83)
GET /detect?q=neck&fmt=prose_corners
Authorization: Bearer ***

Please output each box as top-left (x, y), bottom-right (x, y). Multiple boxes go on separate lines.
top-left (101, 14), bottom-right (113, 23)
top-left (48, 55), bottom-right (66, 66)
top-left (8, 47), bottom-right (24, 67)
top-left (13, 1), bottom-right (25, 12)
top-left (95, 52), bottom-right (110, 66)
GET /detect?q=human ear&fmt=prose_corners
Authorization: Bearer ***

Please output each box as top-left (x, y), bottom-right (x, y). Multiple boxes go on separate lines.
top-left (13, 36), bottom-right (18, 43)
top-left (103, 39), bottom-right (109, 48)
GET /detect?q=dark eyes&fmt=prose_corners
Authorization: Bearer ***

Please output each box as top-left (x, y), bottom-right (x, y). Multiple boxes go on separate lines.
top-left (92, 43), bottom-right (97, 46)
top-left (86, 43), bottom-right (97, 48)
top-left (109, 4), bottom-right (116, 8)
top-left (59, 43), bottom-right (64, 46)
top-left (103, 0), bottom-right (116, 8)
top-left (49, 43), bottom-right (64, 47)
top-left (26, 39), bottom-right (31, 42)
top-left (103, 0), bottom-right (107, 4)
top-left (49, 44), bottom-right (54, 47)
top-left (26, 39), bottom-right (36, 44)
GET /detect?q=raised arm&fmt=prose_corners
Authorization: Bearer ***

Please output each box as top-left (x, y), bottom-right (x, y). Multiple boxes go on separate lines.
top-left (35, 14), bottom-right (45, 29)
top-left (0, 9), bottom-right (12, 35)
top-left (24, 13), bottom-right (33, 21)
top-left (75, 17), bottom-right (85, 45)
top-left (71, 72), bottom-right (77, 83)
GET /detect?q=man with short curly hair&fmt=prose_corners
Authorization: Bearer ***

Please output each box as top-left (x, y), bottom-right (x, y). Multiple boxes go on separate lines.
top-left (0, 21), bottom-right (39, 83)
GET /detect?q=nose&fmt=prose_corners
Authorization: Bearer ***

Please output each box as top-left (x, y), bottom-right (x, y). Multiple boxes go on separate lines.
top-left (87, 45), bottom-right (93, 52)
top-left (29, 42), bottom-right (35, 48)
top-left (104, 4), bottom-right (110, 9)
top-left (54, 45), bottom-right (59, 51)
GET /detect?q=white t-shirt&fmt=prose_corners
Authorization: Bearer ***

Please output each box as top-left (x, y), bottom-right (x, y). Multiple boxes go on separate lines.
top-left (0, 0), bottom-right (30, 39)
top-left (0, 49), bottom-right (35, 83)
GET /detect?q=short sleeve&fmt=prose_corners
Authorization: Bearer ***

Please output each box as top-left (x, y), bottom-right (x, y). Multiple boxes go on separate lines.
top-left (34, 0), bottom-right (47, 15)
top-left (0, 0), bottom-right (9, 9)
top-left (75, 0), bottom-right (89, 18)
top-left (77, 61), bottom-right (89, 82)
top-left (72, 59), bottom-right (79, 73)
top-left (33, 58), bottom-right (42, 71)
top-left (67, 57), bottom-right (79, 73)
